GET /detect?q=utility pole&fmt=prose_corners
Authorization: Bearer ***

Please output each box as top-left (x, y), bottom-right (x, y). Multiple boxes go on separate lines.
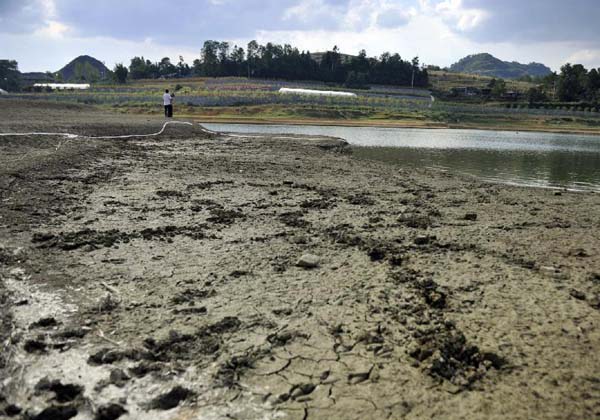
top-left (411, 67), bottom-right (415, 89)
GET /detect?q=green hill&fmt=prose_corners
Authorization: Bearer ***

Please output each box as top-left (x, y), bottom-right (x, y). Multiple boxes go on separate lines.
top-left (449, 53), bottom-right (552, 79)
top-left (57, 55), bottom-right (109, 82)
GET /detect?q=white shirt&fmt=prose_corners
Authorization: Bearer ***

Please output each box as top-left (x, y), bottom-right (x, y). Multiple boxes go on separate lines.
top-left (163, 93), bottom-right (172, 106)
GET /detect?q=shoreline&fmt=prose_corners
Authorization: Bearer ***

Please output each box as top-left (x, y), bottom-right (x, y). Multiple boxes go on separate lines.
top-left (193, 116), bottom-right (600, 136)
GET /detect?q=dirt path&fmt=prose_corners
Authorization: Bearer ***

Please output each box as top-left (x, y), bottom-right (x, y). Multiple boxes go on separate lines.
top-left (1, 101), bottom-right (599, 419)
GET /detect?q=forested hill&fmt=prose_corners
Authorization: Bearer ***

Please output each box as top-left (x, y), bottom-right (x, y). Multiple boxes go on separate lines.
top-left (450, 53), bottom-right (552, 79)
top-left (57, 55), bottom-right (109, 82)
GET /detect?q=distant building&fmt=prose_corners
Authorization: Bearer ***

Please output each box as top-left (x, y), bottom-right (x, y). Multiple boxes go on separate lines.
top-left (451, 86), bottom-right (480, 97)
top-left (502, 91), bottom-right (520, 100)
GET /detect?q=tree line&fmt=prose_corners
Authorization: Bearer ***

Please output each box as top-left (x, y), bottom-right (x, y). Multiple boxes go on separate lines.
top-left (523, 64), bottom-right (600, 103)
top-left (122, 40), bottom-right (429, 88)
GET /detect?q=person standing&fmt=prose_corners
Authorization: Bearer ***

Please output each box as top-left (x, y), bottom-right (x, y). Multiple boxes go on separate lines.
top-left (163, 89), bottom-right (173, 118)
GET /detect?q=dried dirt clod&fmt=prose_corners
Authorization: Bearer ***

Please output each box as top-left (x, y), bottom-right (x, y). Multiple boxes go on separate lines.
top-left (570, 289), bottom-right (587, 300)
top-left (3, 404), bottom-right (21, 417)
top-left (296, 254), bottom-right (320, 269)
top-left (35, 379), bottom-right (84, 403)
top-left (94, 403), bottom-right (127, 420)
top-left (148, 386), bottom-right (193, 410)
top-left (32, 405), bottom-right (77, 420)
top-left (109, 369), bottom-right (130, 387)
top-left (414, 235), bottom-right (436, 245)
top-left (464, 213), bottom-right (478, 221)
top-left (23, 339), bottom-right (47, 354)
top-left (88, 348), bottom-right (146, 365)
top-left (290, 383), bottom-right (316, 400)
top-left (29, 317), bottom-right (58, 329)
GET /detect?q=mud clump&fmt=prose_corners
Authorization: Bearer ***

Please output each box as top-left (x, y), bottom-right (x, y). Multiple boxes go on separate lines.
top-left (279, 211), bottom-right (309, 228)
top-left (148, 386), bottom-right (193, 410)
top-left (32, 225), bottom-right (208, 251)
top-left (300, 198), bottom-right (334, 210)
top-left (3, 404), bottom-right (21, 417)
top-left (398, 213), bottom-right (433, 229)
top-left (267, 330), bottom-right (309, 347)
top-left (142, 317), bottom-right (241, 362)
top-left (411, 329), bottom-right (505, 388)
top-left (29, 317), bottom-right (58, 329)
top-left (24, 339), bottom-right (48, 354)
top-left (32, 405), bottom-right (77, 420)
top-left (171, 288), bottom-right (215, 305)
top-left (32, 229), bottom-right (130, 251)
top-left (88, 348), bottom-right (148, 365)
top-left (35, 378), bottom-right (83, 403)
top-left (416, 279), bottom-right (447, 309)
top-left (94, 403), bottom-right (127, 420)
top-left (215, 354), bottom-right (256, 388)
top-left (347, 193), bottom-right (375, 206)
top-left (155, 190), bottom-right (187, 199)
top-left (138, 225), bottom-right (206, 241)
top-left (207, 208), bottom-right (245, 225)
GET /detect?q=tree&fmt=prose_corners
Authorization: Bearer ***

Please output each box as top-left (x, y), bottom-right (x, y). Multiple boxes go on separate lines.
top-left (129, 57), bottom-right (148, 79)
top-left (158, 57), bottom-right (176, 77)
top-left (201, 40), bottom-right (220, 76)
top-left (113, 63), bottom-right (128, 83)
top-left (177, 56), bottom-right (191, 77)
top-left (585, 68), bottom-right (600, 101)
top-left (0, 59), bottom-right (21, 91)
top-left (526, 87), bottom-right (547, 104)
top-left (557, 63), bottom-right (587, 102)
top-left (247, 40), bottom-right (259, 78)
top-left (488, 78), bottom-right (507, 97)
top-left (344, 71), bottom-right (368, 89)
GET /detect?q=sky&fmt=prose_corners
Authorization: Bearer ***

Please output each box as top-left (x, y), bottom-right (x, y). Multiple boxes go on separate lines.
top-left (1, 0), bottom-right (600, 73)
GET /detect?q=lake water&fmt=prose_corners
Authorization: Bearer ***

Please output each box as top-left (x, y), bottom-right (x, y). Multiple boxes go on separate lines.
top-left (203, 123), bottom-right (600, 192)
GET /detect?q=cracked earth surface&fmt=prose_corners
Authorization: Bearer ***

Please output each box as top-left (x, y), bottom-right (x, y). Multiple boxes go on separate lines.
top-left (1, 101), bottom-right (599, 419)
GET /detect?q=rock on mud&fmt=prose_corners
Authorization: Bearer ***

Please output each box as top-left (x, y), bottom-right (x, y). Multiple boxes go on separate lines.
top-left (296, 254), bottom-right (320, 269)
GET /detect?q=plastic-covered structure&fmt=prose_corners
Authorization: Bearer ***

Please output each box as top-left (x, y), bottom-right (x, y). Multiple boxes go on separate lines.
top-left (279, 87), bottom-right (357, 97)
top-left (33, 83), bottom-right (91, 90)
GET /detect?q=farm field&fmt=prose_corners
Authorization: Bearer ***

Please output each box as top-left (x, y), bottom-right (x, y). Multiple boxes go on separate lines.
top-left (7, 76), bottom-right (600, 134)
top-left (1, 100), bottom-right (599, 419)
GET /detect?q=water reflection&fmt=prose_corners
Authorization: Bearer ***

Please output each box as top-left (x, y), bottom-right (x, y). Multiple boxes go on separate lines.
top-left (354, 147), bottom-right (600, 191)
top-left (203, 123), bottom-right (600, 192)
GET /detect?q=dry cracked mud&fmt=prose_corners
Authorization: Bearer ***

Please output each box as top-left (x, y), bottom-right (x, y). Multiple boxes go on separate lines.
top-left (0, 100), bottom-right (599, 419)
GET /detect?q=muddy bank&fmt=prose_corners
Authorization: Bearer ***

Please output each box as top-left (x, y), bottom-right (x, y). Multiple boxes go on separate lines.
top-left (0, 100), bottom-right (599, 419)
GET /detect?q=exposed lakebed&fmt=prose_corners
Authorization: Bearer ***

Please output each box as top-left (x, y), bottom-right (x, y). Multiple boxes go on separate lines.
top-left (204, 123), bottom-right (600, 192)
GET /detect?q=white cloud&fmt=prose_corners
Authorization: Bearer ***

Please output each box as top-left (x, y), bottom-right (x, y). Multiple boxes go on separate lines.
top-left (567, 49), bottom-right (600, 69)
top-left (33, 20), bottom-right (70, 38)
top-left (420, 0), bottom-right (489, 31)
top-left (0, 31), bottom-right (199, 72)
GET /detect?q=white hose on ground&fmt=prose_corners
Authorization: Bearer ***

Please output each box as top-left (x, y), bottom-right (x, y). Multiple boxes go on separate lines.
top-left (0, 120), bottom-right (309, 142)
top-left (0, 121), bottom-right (194, 139)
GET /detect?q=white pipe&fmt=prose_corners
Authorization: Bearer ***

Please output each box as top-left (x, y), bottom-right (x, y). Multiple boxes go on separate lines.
top-left (0, 121), bottom-right (193, 139)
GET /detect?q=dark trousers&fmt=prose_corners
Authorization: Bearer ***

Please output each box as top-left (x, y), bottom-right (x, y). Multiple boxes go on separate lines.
top-left (164, 104), bottom-right (173, 118)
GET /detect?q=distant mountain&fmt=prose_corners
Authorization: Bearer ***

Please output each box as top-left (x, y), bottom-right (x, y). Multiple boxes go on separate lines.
top-left (57, 55), bottom-right (109, 82)
top-left (449, 53), bottom-right (552, 79)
